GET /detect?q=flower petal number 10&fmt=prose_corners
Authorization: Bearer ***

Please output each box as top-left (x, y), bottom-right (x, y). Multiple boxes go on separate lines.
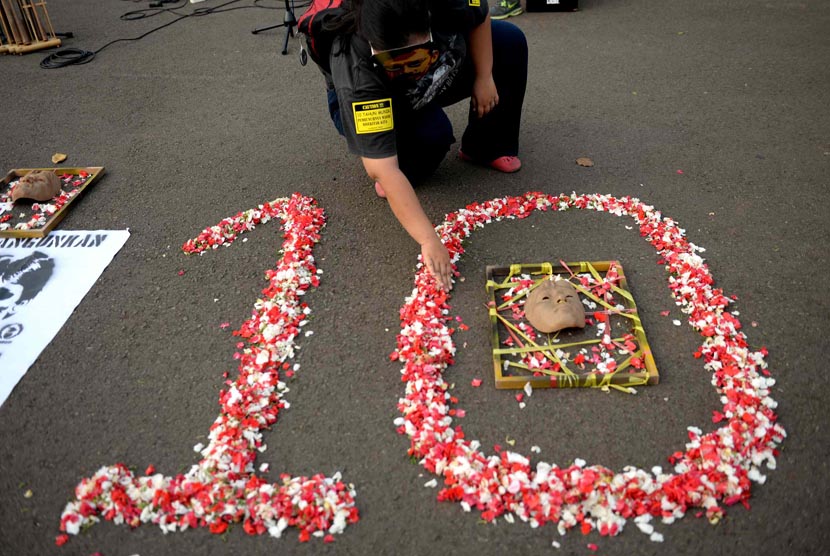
top-left (57, 191), bottom-right (785, 547)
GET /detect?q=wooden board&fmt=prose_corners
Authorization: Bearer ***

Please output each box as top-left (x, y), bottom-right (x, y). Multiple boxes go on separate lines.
top-left (0, 166), bottom-right (105, 238)
top-left (485, 261), bottom-right (659, 390)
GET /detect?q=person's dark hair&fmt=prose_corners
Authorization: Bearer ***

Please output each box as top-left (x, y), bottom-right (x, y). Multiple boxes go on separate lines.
top-left (359, 0), bottom-right (430, 50)
top-left (325, 0), bottom-right (430, 51)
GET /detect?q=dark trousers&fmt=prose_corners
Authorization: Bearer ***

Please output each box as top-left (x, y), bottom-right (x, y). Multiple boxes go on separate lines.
top-left (328, 20), bottom-right (528, 182)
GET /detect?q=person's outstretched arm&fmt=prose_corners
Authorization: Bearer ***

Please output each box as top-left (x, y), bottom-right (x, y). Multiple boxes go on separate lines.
top-left (362, 156), bottom-right (453, 291)
top-left (468, 13), bottom-right (498, 118)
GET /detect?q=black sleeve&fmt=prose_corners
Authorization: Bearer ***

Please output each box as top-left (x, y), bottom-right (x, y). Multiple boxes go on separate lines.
top-left (430, 0), bottom-right (489, 33)
top-left (329, 36), bottom-right (398, 159)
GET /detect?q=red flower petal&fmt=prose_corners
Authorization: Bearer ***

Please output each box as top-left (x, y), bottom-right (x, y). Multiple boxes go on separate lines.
top-left (209, 520), bottom-right (228, 535)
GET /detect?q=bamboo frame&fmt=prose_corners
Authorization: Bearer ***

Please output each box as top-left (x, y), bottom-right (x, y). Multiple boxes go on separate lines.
top-left (0, 167), bottom-right (105, 238)
top-left (485, 261), bottom-right (659, 390)
top-left (0, 0), bottom-right (60, 55)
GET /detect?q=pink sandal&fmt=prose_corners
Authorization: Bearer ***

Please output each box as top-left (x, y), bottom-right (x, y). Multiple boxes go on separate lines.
top-left (459, 149), bottom-right (522, 173)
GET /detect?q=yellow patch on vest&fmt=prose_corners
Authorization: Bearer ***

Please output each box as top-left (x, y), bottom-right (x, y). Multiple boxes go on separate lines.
top-left (352, 99), bottom-right (394, 134)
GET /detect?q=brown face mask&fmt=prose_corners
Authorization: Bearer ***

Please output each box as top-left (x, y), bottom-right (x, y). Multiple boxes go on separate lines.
top-left (12, 171), bottom-right (61, 202)
top-left (524, 279), bottom-right (586, 333)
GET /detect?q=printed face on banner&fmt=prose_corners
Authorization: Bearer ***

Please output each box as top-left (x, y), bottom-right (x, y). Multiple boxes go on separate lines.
top-left (0, 231), bottom-right (129, 409)
top-left (0, 252), bottom-right (54, 321)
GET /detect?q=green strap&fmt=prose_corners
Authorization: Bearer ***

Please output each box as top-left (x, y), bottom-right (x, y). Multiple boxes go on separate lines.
top-left (488, 261), bottom-right (656, 392)
top-left (493, 335), bottom-right (632, 355)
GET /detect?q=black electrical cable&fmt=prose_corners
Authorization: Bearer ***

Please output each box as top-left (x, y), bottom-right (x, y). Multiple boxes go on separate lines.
top-left (121, 1), bottom-right (191, 22)
top-left (38, 47), bottom-right (95, 67)
top-left (39, 0), bottom-right (306, 69)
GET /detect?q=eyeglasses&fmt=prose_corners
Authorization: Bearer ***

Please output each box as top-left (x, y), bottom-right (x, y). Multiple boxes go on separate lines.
top-left (370, 31), bottom-right (436, 77)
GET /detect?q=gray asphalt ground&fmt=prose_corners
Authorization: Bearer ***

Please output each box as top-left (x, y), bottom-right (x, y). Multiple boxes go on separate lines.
top-left (1, 0), bottom-right (828, 555)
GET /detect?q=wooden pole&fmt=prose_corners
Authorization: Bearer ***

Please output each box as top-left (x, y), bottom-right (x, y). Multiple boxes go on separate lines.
top-left (0, 3), bottom-right (15, 52)
top-left (34, 0), bottom-right (55, 38)
top-left (1, 0), bottom-right (31, 45)
top-left (0, 0), bottom-right (25, 45)
top-left (19, 0), bottom-right (46, 42)
top-left (17, 0), bottom-right (41, 42)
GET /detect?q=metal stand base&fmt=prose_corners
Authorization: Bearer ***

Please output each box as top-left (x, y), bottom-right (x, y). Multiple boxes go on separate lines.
top-left (251, 0), bottom-right (297, 55)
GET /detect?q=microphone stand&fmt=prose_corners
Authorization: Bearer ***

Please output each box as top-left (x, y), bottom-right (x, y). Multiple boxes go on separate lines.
top-left (252, 0), bottom-right (298, 56)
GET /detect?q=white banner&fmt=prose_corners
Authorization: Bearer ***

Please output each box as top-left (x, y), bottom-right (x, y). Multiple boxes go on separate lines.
top-left (0, 230), bottom-right (130, 408)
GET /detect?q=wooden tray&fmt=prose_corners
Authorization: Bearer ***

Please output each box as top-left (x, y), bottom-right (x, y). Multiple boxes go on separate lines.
top-left (0, 166), bottom-right (105, 238)
top-left (485, 261), bottom-right (659, 390)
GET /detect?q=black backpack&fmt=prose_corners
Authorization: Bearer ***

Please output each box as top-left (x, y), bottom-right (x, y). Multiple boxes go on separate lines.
top-left (297, 0), bottom-right (348, 73)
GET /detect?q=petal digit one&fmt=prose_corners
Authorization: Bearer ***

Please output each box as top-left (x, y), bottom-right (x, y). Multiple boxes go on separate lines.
top-left (58, 194), bottom-right (358, 544)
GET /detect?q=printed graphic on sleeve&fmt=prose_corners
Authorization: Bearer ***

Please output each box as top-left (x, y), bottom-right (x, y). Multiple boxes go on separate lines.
top-left (352, 99), bottom-right (394, 134)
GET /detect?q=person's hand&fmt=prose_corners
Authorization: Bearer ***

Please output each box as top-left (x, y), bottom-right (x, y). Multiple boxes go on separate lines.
top-left (471, 73), bottom-right (499, 119)
top-left (421, 236), bottom-right (453, 291)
